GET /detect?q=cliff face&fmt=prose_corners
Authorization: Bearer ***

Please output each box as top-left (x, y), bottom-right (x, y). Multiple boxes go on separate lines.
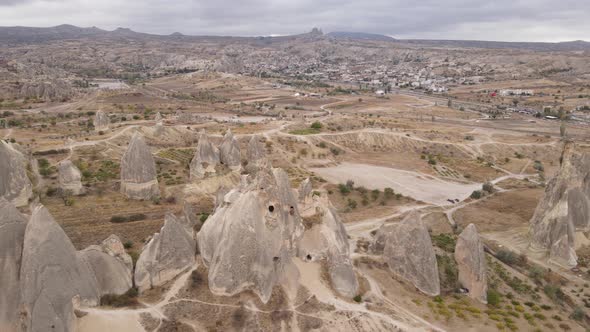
top-left (529, 143), bottom-right (590, 268)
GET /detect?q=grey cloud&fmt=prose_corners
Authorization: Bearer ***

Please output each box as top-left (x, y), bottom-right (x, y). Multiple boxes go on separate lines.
top-left (0, 0), bottom-right (589, 41)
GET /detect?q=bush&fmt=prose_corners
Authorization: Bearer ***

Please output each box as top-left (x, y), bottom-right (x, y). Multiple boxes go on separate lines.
top-left (544, 284), bottom-right (566, 304)
top-left (482, 182), bottom-right (494, 193)
top-left (383, 187), bottom-right (394, 199)
top-left (470, 190), bottom-right (482, 199)
top-left (338, 184), bottom-right (351, 195)
top-left (200, 213), bottom-right (209, 223)
top-left (128, 213), bottom-right (146, 222)
top-left (353, 295), bottom-right (362, 303)
top-left (347, 199), bottom-right (357, 209)
top-left (487, 289), bottom-right (502, 307)
top-left (496, 249), bottom-right (519, 266)
top-left (432, 233), bottom-right (456, 253)
top-left (110, 216), bottom-right (127, 223)
top-left (571, 307), bottom-right (585, 321)
top-left (310, 121), bottom-right (323, 129)
top-left (123, 241), bottom-right (133, 249)
top-left (100, 287), bottom-right (139, 307)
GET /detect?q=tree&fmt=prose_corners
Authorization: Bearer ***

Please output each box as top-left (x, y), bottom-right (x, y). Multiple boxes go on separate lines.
top-left (512, 99), bottom-right (519, 107)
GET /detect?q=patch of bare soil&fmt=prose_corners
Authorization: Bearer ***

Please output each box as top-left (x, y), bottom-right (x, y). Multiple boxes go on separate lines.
top-left (453, 188), bottom-right (543, 232)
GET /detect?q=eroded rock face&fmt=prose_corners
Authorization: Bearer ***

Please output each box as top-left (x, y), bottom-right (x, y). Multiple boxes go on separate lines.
top-left (77, 235), bottom-right (133, 297)
top-left (373, 211), bottom-right (440, 296)
top-left (198, 166), bottom-right (304, 303)
top-left (120, 133), bottom-right (160, 200)
top-left (155, 112), bottom-right (163, 125)
top-left (20, 205), bottom-right (100, 332)
top-left (245, 135), bottom-right (267, 172)
top-left (0, 198), bottom-right (27, 332)
top-left (190, 131), bottom-right (220, 179)
top-left (455, 224), bottom-right (487, 303)
top-left (219, 129), bottom-right (241, 170)
top-left (0, 141), bottom-right (33, 207)
top-left (298, 196), bottom-right (358, 298)
top-left (298, 178), bottom-right (313, 203)
top-left (135, 213), bottom-right (196, 292)
top-left (58, 160), bottom-right (84, 195)
top-left (94, 110), bottom-right (110, 132)
top-left (529, 143), bottom-right (590, 268)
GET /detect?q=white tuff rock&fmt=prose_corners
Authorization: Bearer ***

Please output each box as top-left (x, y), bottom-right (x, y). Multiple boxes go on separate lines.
top-left (218, 129), bottom-right (241, 170)
top-left (0, 141), bottom-right (33, 207)
top-left (58, 160), bottom-right (85, 195)
top-left (529, 143), bottom-right (590, 268)
top-left (0, 198), bottom-right (27, 332)
top-left (373, 211), bottom-right (440, 296)
top-left (94, 110), bottom-right (110, 132)
top-left (190, 131), bottom-right (220, 179)
top-left (135, 213), bottom-right (196, 292)
top-left (455, 224), bottom-right (487, 303)
top-left (120, 133), bottom-right (160, 200)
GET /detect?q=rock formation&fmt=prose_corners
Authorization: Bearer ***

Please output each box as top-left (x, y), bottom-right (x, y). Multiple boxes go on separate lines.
top-left (298, 178), bottom-right (313, 203)
top-left (245, 135), bottom-right (267, 172)
top-left (218, 129), bottom-right (241, 170)
top-left (20, 205), bottom-right (101, 332)
top-left (154, 112), bottom-right (163, 125)
top-left (94, 110), bottom-right (110, 132)
top-left (373, 211), bottom-right (440, 296)
top-left (77, 235), bottom-right (133, 296)
top-left (298, 195), bottom-right (358, 297)
top-left (0, 141), bottom-right (32, 207)
top-left (198, 166), bottom-right (304, 303)
top-left (135, 213), bottom-right (196, 292)
top-left (455, 224), bottom-right (487, 303)
top-left (57, 160), bottom-right (85, 195)
top-left (189, 131), bottom-right (220, 179)
top-left (0, 198), bottom-right (27, 332)
top-left (120, 133), bottom-right (160, 200)
top-left (529, 143), bottom-right (590, 268)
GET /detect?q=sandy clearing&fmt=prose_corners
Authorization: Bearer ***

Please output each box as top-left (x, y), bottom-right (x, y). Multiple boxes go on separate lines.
top-left (310, 162), bottom-right (481, 206)
top-left (76, 310), bottom-right (145, 332)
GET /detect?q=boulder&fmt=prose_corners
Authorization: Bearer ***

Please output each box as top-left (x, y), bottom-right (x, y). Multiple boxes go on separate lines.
top-left (374, 211), bottom-right (440, 296)
top-left (57, 160), bottom-right (85, 195)
top-left (0, 198), bottom-right (27, 332)
top-left (0, 141), bottom-right (33, 207)
top-left (135, 213), bottom-right (196, 292)
top-left (298, 196), bottom-right (358, 298)
top-left (120, 133), bottom-right (160, 200)
top-left (77, 245), bottom-right (132, 297)
top-left (529, 143), bottom-right (590, 268)
top-left (218, 129), bottom-right (241, 170)
top-left (20, 204), bottom-right (100, 332)
top-left (455, 224), bottom-right (487, 303)
top-left (197, 166), bottom-right (304, 303)
top-left (94, 110), bottom-right (110, 132)
top-left (189, 131), bottom-right (220, 179)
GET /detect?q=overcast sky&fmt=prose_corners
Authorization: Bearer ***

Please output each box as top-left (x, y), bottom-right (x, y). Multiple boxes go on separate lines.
top-left (1, 0), bottom-right (589, 42)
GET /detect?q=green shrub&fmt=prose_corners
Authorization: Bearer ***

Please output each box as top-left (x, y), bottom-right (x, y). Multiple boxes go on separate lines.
top-left (353, 295), bottom-right (362, 303)
top-left (310, 121), bottom-right (323, 129)
top-left (470, 190), bottom-right (482, 199)
top-left (100, 287), bottom-right (139, 307)
top-left (487, 289), bottom-right (502, 307)
top-left (432, 233), bottom-right (456, 252)
top-left (496, 249), bottom-right (519, 266)
top-left (571, 307), bottom-right (585, 321)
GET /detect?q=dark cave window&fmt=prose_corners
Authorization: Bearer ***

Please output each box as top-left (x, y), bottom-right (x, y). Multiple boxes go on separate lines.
top-left (268, 205), bottom-right (274, 212)
top-left (306, 254), bottom-right (312, 261)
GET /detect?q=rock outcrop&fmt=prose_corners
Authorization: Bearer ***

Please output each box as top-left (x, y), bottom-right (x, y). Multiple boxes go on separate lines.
top-left (120, 133), bottom-right (160, 200)
top-left (218, 129), bottom-right (241, 170)
top-left (455, 224), bottom-right (487, 303)
top-left (189, 131), bottom-right (220, 179)
top-left (135, 213), bottom-right (196, 292)
top-left (20, 205), bottom-right (100, 332)
top-left (245, 135), bottom-right (267, 172)
top-left (0, 199), bottom-right (27, 332)
top-left (94, 110), bottom-right (110, 132)
top-left (298, 178), bottom-right (313, 203)
top-left (373, 211), bottom-right (440, 296)
top-left (0, 141), bottom-right (32, 207)
top-left (155, 112), bottom-right (163, 125)
top-left (198, 166), bottom-right (304, 303)
top-left (529, 143), bottom-right (590, 268)
top-left (77, 235), bottom-right (133, 296)
top-left (298, 196), bottom-right (358, 297)
top-left (58, 160), bottom-right (85, 195)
